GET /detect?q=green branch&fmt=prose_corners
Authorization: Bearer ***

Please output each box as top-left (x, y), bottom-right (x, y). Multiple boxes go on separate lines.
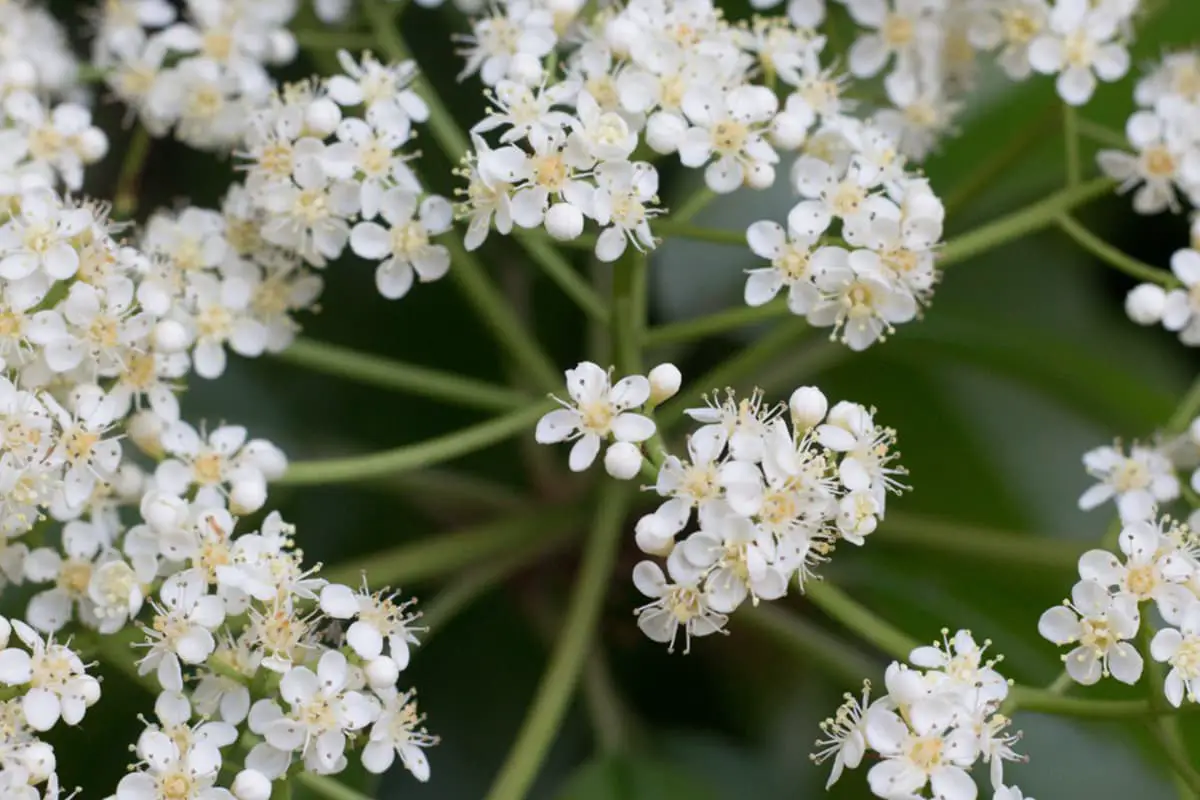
top-left (274, 338), bottom-right (533, 411)
top-left (653, 220), bottom-right (746, 246)
top-left (645, 302), bottom-right (784, 347)
top-left (113, 126), bottom-right (152, 220)
top-left (939, 177), bottom-right (1115, 267)
top-left (321, 506), bottom-right (576, 587)
top-left (1057, 215), bottom-right (1176, 287)
top-left (484, 483), bottom-right (632, 800)
top-left (878, 511), bottom-right (1085, 571)
top-left (803, 580), bottom-right (919, 661)
top-left (278, 402), bottom-right (552, 486)
top-left (515, 232), bottom-right (610, 323)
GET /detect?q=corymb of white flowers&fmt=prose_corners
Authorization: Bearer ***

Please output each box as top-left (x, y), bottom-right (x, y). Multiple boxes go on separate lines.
top-left (3, 0), bottom-right (1200, 796)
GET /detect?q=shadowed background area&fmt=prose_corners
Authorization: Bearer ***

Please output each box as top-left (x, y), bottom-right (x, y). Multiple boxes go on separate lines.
top-left (22, 0), bottom-right (1200, 797)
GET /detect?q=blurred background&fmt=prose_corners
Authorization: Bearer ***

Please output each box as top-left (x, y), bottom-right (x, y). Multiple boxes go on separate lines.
top-left (23, 0), bottom-right (1200, 797)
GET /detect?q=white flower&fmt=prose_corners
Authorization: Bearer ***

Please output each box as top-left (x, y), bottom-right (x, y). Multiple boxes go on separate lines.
top-left (865, 698), bottom-right (980, 800)
top-left (1151, 601), bottom-right (1200, 707)
top-left (535, 362), bottom-right (656, 472)
top-left (1077, 520), bottom-right (1194, 623)
top-left (743, 219), bottom-right (821, 313)
top-left (1078, 441), bottom-right (1178, 522)
top-left (844, 0), bottom-right (940, 79)
top-left (1098, 111), bottom-right (1194, 214)
top-left (0, 619), bottom-right (100, 732)
top-left (632, 559), bottom-right (728, 653)
top-left (349, 191), bottom-right (452, 300)
top-left (591, 161), bottom-right (659, 263)
top-left (969, 0), bottom-right (1051, 80)
top-left (1163, 249), bottom-right (1200, 345)
top-left (1028, 0), bottom-right (1130, 106)
top-left (0, 188), bottom-right (90, 281)
top-left (811, 682), bottom-right (871, 788)
top-left (138, 569), bottom-right (226, 691)
top-left (183, 272), bottom-right (269, 379)
top-left (1038, 578), bottom-right (1143, 685)
top-left (116, 731), bottom-right (224, 800)
top-left (319, 583), bottom-right (420, 670)
top-left (362, 691), bottom-right (438, 780)
top-left (679, 510), bottom-right (788, 612)
top-left (677, 86), bottom-right (780, 193)
top-left (250, 650), bottom-right (379, 774)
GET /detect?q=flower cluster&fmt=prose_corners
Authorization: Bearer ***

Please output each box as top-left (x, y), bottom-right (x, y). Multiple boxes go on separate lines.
top-left (632, 385), bottom-right (906, 650)
top-left (1038, 516), bottom-right (1200, 687)
top-left (1100, 49), bottom-right (1200, 216)
top-left (234, 51), bottom-right (452, 300)
top-left (0, 0), bottom-right (79, 99)
top-left (0, 615), bottom-right (100, 798)
top-left (812, 629), bottom-right (1027, 800)
top-left (745, 154), bottom-right (943, 350)
top-left (0, 87), bottom-right (108, 198)
top-left (92, 0), bottom-right (300, 150)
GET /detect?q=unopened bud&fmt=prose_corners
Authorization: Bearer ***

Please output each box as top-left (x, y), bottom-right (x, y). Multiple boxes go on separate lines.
top-left (648, 363), bottom-right (681, 406)
top-left (604, 441), bottom-right (643, 480)
top-left (305, 97), bottom-right (343, 138)
top-left (545, 203), bottom-right (584, 241)
top-left (232, 769), bottom-right (272, 800)
top-left (789, 386), bottom-right (828, 430)
top-left (1125, 283), bottom-right (1166, 326)
top-left (365, 656), bottom-right (401, 689)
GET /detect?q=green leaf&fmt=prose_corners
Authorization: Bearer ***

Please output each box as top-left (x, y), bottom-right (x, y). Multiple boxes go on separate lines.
top-left (555, 754), bottom-right (720, 800)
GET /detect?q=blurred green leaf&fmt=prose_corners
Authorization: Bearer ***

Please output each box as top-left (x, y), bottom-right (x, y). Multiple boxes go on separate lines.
top-left (554, 754), bottom-right (720, 800)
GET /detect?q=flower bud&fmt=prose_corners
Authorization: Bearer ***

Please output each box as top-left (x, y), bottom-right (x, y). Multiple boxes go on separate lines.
top-left (0, 616), bottom-right (9, 649)
top-left (306, 97), bottom-right (343, 138)
top-left (508, 52), bottom-right (546, 85)
top-left (128, 410), bottom-right (165, 459)
top-left (229, 478), bottom-right (268, 515)
top-left (745, 162), bottom-right (776, 190)
top-left (79, 675), bottom-right (101, 707)
top-left (604, 441), bottom-right (643, 480)
top-left (232, 769), bottom-right (273, 800)
top-left (634, 512), bottom-right (674, 556)
top-left (266, 30), bottom-right (298, 64)
top-left (20, 741), bottom-right (55, 782)
top-left (76, 129), bottom-right (109, 163)
top-left (646, 112), bottom-right (686, 154)
top-left (789, 386), bottom-right (828, 430)
top-left (1125, 283), bottom-right (1166, 326)
top-left (648, 363), bottom-right (681, 406)
top-left (140, 489), bottom-right (188, 533)
top-left (365, 656), bottom-right (401, 689)
top-left (154, 318), bottom-right (191, 353)
top-left (545, 203), bottom-right (584, 241)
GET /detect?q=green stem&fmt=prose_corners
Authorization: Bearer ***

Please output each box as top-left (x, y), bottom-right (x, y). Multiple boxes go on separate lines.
top-left (484, 483), bottom-right (631, 800)
top-left (612, 252), bottom-right (643, 374)
top-left (657, 318), bottom-right (809, 429)
top-left (1057, 215), bottom-right (1176, 286)
top-left (514, 232), bottom-right (610, 323)
top-left (419, 529), bottom-right (576, 640)
top-left (278, 402), bottom-right (552, 486)
top-left (939, 177), bottom-right (1115, 268)
top-left (295, 774), bottom-right (373, 800)
top-left (445, 237), bottom-right (562, 391)
top-left (1142, 626), bottom-right (1200, 799)
top-left (293, 30), bottom-right (376, 50)
top-left (803, 580), bottom-right (918, 662)
top-left (1076, 117), bottom-right (1129, 150)
top-left (1064, 105), bottom-right (1082, 188)
top-left (353, 0), bottom-right (559, 391)
top-left (654, 220), bottom-right (745, 246)
top-left (942, 103), bottom-right (1059, 216)
top-left (1004, 687), bottom-right (1183, 718)
top-left (321, 506), bottom-right (576, 586)
top-left (273, 338), bottom-right (533, 411)
top-left (670, 188), bottom-right (717, 224)
top-left (582, 648), bottom-right (632, 753)
top-left (645, 301), bottom-right (784, 347)
top-left (740, 603), bottom-right (879, 687)
top-left (113, 126), bottom-right (152, 220)
top-left (878, 511), bottom-right (1085, 571)
top-left (1168, 374), bottom-right (1200, 433)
